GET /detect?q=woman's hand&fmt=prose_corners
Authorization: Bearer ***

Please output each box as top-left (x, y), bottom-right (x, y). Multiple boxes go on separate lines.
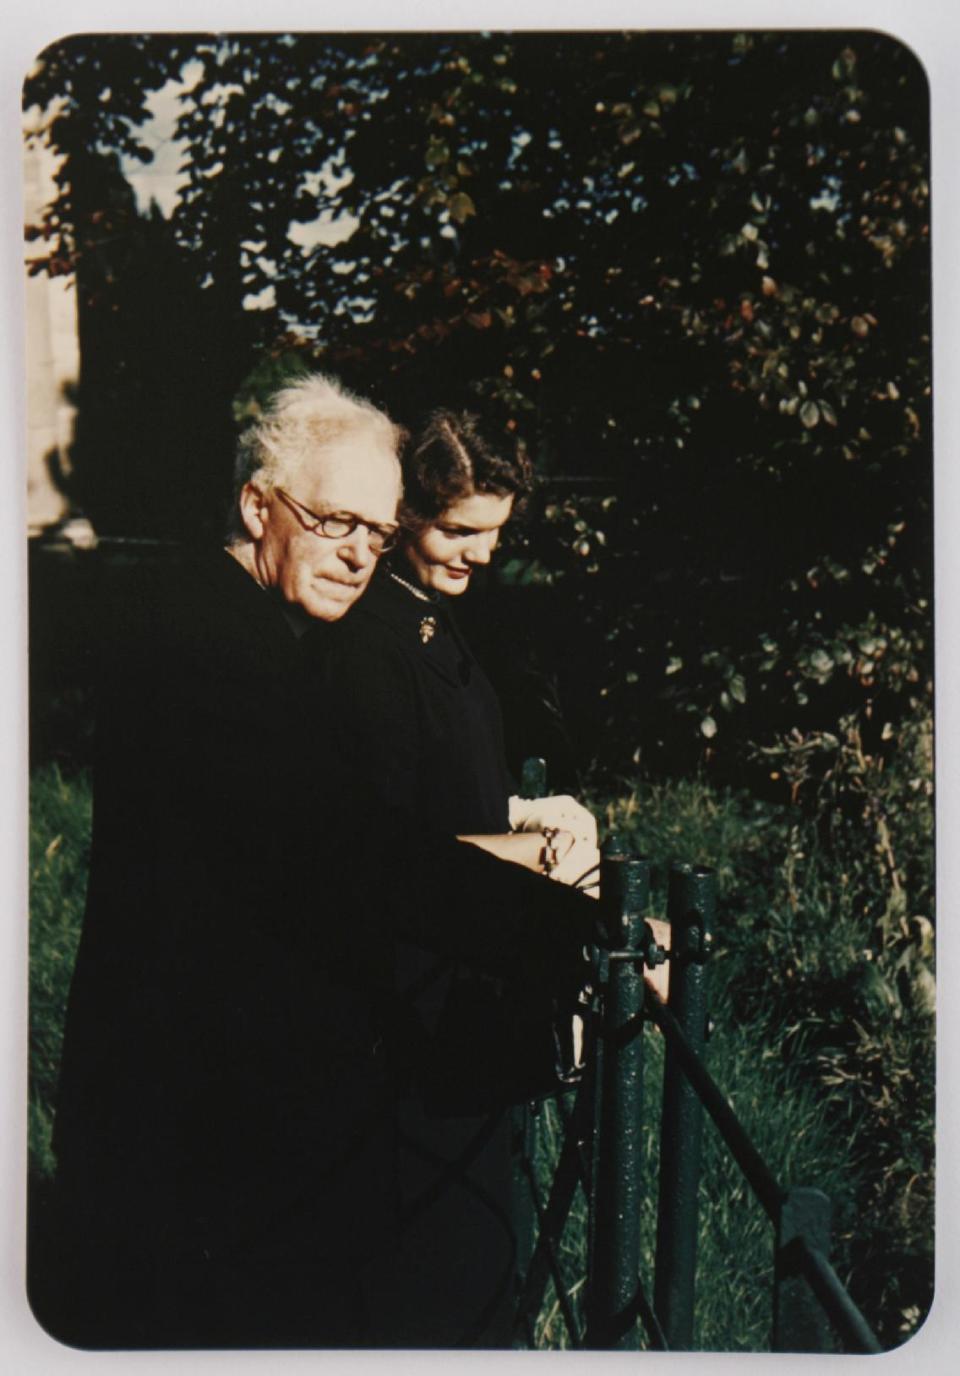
top-left (549, 836), bottom-right (600, 895)
top-left (508, 794), bottom-right (597, 849)
top-left (508, 794), bottom-right (599, 895)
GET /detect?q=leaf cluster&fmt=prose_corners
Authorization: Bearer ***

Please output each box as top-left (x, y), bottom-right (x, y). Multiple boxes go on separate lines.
top-left (595, 724), bottom-right (933, 1347)
top-left (23, 31), bottom-right (932, 777)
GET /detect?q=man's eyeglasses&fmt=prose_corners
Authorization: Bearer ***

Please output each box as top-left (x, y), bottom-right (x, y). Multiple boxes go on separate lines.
top-left (274, 487), bottom-right (400, 555)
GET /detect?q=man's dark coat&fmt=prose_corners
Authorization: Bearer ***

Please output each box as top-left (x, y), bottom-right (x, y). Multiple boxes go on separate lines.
top-left (40, 551), bottom-right (595, 1349)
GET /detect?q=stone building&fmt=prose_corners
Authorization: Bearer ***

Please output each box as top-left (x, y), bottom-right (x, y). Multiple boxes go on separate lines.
top-left (23, 111), bottom-right (78, 539)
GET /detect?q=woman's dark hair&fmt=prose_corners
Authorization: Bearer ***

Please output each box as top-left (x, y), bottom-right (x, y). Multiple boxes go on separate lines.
top-left (400, 410), bottom-right (533, 531)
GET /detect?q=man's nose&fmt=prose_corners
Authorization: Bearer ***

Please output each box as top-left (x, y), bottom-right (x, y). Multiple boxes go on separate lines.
top-left (338, 525), bottom-right (374, 569)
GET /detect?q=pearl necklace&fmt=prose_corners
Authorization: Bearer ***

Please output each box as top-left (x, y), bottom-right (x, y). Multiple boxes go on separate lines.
top-left (388, 570), bottom-right (438, 604)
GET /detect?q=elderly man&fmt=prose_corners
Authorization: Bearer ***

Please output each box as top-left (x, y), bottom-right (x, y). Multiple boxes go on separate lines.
top-left (43, 375), bottom-right (405, 1347)
top-left (40, 374), bottom-right (598, 1350)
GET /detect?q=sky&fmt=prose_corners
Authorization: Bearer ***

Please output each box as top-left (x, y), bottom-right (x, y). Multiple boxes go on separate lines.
top-left (120, 54), bottom-right (360, 312)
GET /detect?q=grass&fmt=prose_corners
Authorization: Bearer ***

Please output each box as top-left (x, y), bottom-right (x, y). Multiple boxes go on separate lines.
top-left (29, 764), bottom-right (92, 1180)
top-left (28, 745), bottom-right (933, 1352)
top-left (524, 1015), bottom-right (862, 1351)
top-left (522, 743), bottom-right (934, 1352)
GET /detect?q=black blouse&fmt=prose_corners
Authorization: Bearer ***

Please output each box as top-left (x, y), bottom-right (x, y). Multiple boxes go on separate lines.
top-left (319, 567), bottom-right (513, 836)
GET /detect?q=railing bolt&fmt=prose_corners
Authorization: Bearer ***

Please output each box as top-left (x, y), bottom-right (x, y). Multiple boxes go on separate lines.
top-left (642, 920), bottom-right (668, 968)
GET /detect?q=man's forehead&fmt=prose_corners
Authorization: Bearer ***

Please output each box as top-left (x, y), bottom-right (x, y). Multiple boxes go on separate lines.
top-left (296, 440), bottom-right (400, 513)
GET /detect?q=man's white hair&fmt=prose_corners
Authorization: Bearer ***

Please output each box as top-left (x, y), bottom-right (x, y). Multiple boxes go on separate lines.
top-left (228, 373), bottom-right (402, 541)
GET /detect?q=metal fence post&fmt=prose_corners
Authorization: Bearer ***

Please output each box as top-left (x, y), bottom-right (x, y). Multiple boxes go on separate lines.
top-left (773, 1187), bottom-right (834, 1352)
top-left (586, 839), bottom-right (650, 1349)
top-left (519, 755), bottom-right (547, 800)
top-left (512, 755), bottom-right (547, 1326)
top-left (653, 863), bottom-right (715, 1350)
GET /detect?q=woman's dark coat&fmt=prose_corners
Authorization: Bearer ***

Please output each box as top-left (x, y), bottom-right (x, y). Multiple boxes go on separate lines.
top-left (313, 570), bottom-right (564, 1347)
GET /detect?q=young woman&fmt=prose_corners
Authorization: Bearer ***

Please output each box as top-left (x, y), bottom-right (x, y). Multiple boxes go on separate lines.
top-left (312, 411), bottom-right (629, 1347)
top-left (322, 410), bottom-right (596, 874)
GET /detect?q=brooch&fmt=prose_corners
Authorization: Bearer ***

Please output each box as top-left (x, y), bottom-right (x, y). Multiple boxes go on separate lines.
top-left (419, 616), bottom-right (437, 645)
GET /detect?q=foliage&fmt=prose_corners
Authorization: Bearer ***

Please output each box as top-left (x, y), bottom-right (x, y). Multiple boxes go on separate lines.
top-left (23, 35), bottom-right (190, 280)
top-left (529, 1025), bottom-right (856, 1352)
top-left (28, 765), bottom-right (92, 1179)
top-left (598, 701), bottom-right (934, 1348)
top-left (28, 741), bottom-right (932, 1349)
top-left (23, 30), bottom-right (932, 774)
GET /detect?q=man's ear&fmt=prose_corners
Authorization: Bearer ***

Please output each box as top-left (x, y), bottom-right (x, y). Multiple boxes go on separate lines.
top-left (239, 482), bottom-right (269, 541)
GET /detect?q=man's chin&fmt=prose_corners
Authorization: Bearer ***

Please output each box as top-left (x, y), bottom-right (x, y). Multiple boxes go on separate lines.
top-left (304, 586), bottom-right (366, 622)
top-left (316, 599), bottom-right (361, 622)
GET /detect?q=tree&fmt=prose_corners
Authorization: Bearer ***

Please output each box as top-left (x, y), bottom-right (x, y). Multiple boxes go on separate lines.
top-left (24, 30), bottom-right (931, 778)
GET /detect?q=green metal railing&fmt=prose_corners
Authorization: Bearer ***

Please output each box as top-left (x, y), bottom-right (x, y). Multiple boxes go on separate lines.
top-left (512, 834), bottom-right (883, 1354)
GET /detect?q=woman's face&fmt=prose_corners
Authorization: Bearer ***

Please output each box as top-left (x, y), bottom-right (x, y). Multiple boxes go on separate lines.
top-left (403, 490), bottom-right (515, 596)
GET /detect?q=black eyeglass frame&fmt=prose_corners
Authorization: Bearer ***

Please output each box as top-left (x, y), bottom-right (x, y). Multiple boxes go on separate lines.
top-left (274, 486), bottom-right (400, 555)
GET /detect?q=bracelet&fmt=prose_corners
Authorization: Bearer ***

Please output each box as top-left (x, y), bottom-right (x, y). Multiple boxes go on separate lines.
top-left (540, 826), bottom-right (561, 877)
